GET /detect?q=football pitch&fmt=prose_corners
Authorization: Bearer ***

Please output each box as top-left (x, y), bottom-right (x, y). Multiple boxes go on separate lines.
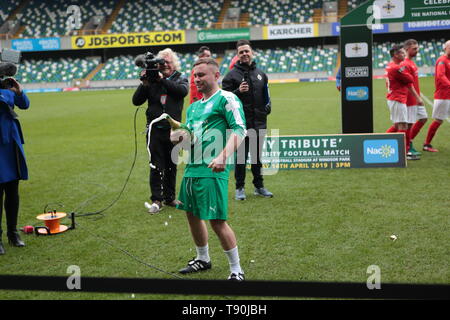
top-left (1, 78), bottom-right (449, 300)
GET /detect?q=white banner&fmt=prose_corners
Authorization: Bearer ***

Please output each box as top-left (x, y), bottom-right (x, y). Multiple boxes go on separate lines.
top-left (263, 24), bottom-right (317, 40)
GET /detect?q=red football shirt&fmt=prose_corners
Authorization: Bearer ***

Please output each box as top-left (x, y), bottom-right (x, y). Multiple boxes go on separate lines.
top-left (402, 58), bottom-right (420, 106)
top-left (385, 61), bottom-right (414, 104)
top-left (229, 55), bottom-right (239, 70)
top-left (434, 55), bottom-right (450, 100)
top-left (189, 70), bottom-right (203, 104)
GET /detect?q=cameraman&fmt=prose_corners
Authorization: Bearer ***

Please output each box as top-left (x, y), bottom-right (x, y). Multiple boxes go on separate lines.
top-left (222, 40), bottom-right (273, 201)
top-left (0, 78), bottom-right (30, 255)
top-left (132, 48), bottom-right (188, 214)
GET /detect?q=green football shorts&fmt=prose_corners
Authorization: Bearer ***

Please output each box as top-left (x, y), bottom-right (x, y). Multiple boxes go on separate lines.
top-left (177, 177), bottom-right (228, 220)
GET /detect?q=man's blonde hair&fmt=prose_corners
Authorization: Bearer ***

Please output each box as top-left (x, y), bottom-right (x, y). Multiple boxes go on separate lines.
top-left (157, 48), bottom-right (181, 71)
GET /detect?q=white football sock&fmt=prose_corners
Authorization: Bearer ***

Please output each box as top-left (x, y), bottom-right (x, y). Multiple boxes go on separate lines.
top-left (224, 246), bottom-right (243, 274)
top-left (196, 244), bottom-right (210, 263)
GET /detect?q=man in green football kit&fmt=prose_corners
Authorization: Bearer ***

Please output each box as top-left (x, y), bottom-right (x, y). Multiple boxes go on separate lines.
top-left (176, 58), bottom-right (246, 281)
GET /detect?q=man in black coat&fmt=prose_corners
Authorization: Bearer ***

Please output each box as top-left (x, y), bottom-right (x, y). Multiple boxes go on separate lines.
top-left (132, 48), bottom-right (188, 213)
top-left (222, 40), bottom-right (273, 200)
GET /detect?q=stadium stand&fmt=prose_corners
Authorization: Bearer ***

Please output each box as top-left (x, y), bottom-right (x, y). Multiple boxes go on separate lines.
top-left (373, 39), bottom-right (446, 69)
top-left (12, 38), bottom-right (446, 84)
top-left (110, 0), bottom-right (223, 33)
top-left (229, 0), bottom-right (323, 26)
top-left (91, 52), bottom-right (219, 81)
top-left (347, 0), bottom-right (367, 11)
top-left (16, 0), bottom-right (116, 38)
top-left (220, 46), bottom-right (338, 75)
top-left (91, 55), bottom-right (141, 81)
top-left (15, 57), bottom-right (101, 83)
top-left (0, 0), bottom-right (21, 26)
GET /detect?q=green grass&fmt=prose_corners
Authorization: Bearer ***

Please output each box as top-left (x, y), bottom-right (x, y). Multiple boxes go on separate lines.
top-left (0, 78), bottom-right (449, 300)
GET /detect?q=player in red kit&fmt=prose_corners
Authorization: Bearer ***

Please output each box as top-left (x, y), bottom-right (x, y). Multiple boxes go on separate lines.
top-left (422, 40), bottom-right (450, 152)
top-left (189, 46), bottom-right (212, 104)
top-left (385, 45), bottom-right (423, 159)
top-left (401, 39), bottom-right (428, 157)
top-left (229, 54), bottom-right (239, 70)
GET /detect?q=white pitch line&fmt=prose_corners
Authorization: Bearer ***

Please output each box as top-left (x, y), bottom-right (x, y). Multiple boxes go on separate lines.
top-left (420, 93), bottom-right (434, 108)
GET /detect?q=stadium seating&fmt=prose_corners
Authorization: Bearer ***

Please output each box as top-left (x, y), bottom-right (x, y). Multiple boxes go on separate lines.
top-left (15, 57), bottom-right (100, 83)
top-left (347, 0), bottom-right (367, 11)
top-left (17, 0), bottom-right (115, 38)
top-left (14, 39), bottom-right (445, 84)
top-left (0, 0), bottom-right (20, 26)
top-left (229, 0), bottom-right (323, 26)
top-left (90, 51), bottom-right (214, 81)
top-left (110, 0), bottom-right (223, 33)
top-left (221, 46), bottom-right (338, 75)
top-left (372, 39), bottom-right (446, 69)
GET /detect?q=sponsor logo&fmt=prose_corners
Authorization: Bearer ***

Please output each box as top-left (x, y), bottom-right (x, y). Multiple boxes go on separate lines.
top-left (346, 86), bottom-right (369, 101)
top-left (75, 37), bottom-right (85, 48)
top-left (72, 31), bottom-right (185, 49)
top-left (264, 24), bottom-right (317, 40)
top-left (364, 139), bottom-right (399, 163)
top-left (12, 37), bottom-right (61, 52)
top-left (345, 42), bottom-right (369, 58)
top-left (345, 66), bottom-right (369, 78)
top-left (198, 28), bottom-right (250, 42)
top-left (373, 0), bottom-right (405, 20)
top-left (198, 31), bottom-right (206, 41)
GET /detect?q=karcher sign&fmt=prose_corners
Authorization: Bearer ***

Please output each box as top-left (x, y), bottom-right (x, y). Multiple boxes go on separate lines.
top-left (263, 24), bottom-right (318, 40)
top-left (71, 31), bottom-right (185, 49)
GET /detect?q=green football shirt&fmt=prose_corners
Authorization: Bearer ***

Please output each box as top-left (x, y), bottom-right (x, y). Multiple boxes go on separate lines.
top-left (184, 89), bottom-right (246, 180)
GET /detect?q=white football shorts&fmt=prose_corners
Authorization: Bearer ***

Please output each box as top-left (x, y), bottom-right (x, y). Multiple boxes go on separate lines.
top-left (388, 100), bottom-right (408, 123)
top-left (407, 105), bottom-right (428, 123)
top-left (432, 99), bottom-right (450, 120)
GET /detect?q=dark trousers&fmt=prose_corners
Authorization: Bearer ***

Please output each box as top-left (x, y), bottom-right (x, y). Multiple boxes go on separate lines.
top-left (148, 127), bottom-right (177, 203)
top-left (235, 129), bottom-right (265, 189)
top-left (0, 180), bottom-right (20, 235)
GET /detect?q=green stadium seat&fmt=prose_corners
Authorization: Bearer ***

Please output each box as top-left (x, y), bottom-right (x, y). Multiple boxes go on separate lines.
top-left (0, 0), bottom-right (20, 18)
top-left (230, 0), bottom-right (321, 26)
top-left (15, 57), bottom-right (100, 83)
top-left (17, 0), bottom-right (116, 38)
top-left (111, 0), bottom-right (223, 33)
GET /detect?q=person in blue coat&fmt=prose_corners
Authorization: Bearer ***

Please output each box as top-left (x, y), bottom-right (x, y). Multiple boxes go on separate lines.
top-left (0, 78), bottom-right (30, 255)
top-left (336, 66), bottom-right (341, 91)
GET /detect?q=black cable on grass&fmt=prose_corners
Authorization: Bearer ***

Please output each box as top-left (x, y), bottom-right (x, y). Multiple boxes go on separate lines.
top-left (35, 108), bottom-right (187, 280)
top-left (75, 107), bottom-right (142, 218)
top-left (74, 220), bottom-right (184, 280)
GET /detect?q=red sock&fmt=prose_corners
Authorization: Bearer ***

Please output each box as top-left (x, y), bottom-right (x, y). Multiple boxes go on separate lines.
top-left (386, 125), bottom-right (397, 133)
top-left (425, 121), bottom-right (442, 145)
top-left (398, 129), bottom-right (410, 152)
top-left (410, 121), bottom-right (425, 141)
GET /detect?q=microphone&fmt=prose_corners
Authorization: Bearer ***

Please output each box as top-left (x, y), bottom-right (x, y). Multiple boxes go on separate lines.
top-left (0, 62), bottom-right (17, 78)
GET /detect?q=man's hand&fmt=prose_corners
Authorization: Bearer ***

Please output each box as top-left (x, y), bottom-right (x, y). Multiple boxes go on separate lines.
top-left (8, 78), bottom-right (22, 95)
top-left (140, 70), bottom-right (150, 86)
top-left (417, 97), bottom-right (424, 106)
top-left (208, 155), bottom-right (226, 172)
top-left (239, 81), bottom-right (249, 93)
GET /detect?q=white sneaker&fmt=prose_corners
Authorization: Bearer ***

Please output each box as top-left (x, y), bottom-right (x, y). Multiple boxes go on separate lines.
top-left (145, 201), bottom-right (162, 214)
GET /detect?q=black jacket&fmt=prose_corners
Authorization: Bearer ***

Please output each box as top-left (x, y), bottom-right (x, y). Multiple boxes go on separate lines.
top-left (222, 61), bottom-right (271, 129)
top-left (132, 71), bottom-right (188, 129)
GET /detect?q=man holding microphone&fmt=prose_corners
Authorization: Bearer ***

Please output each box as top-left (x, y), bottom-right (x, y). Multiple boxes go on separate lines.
top-left (222, 40), bottom-right (273, 201)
